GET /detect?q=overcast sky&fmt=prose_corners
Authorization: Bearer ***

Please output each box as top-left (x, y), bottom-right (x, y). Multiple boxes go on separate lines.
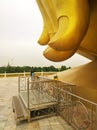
top-left (0, 0), bottom-right (91, 67)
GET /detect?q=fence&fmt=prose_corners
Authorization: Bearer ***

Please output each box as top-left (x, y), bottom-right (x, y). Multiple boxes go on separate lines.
top-left (0, 72), bottom-right (57, 78)
top-left (18, 76), bottom-right (97, 130)
top-left (57, 88), bottom-right (97, 130)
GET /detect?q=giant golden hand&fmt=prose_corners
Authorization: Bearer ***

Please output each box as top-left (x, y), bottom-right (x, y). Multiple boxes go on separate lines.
top-left (36, 0), bottom-right (97, 61)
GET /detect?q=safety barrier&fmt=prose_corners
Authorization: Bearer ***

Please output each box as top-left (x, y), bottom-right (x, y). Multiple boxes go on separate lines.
top-left (0, 72), bottom-right (57, 78)
top-left (17, 76), bottom-right (97, 129)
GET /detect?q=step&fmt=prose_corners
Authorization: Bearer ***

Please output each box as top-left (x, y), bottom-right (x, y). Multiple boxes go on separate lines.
top-left (12, 96), bottom-right (27, 120)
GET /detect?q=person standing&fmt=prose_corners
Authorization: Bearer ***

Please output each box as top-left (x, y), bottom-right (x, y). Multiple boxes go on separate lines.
top-left (30, 67), bottom-right (35, 77)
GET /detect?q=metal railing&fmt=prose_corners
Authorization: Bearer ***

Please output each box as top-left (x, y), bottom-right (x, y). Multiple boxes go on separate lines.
top-left (0, 72), bottom-right (57, 78)
top-left (18, 76), bottom-right (97, 130)
top-left (57, 88), bottom-right (97, 130)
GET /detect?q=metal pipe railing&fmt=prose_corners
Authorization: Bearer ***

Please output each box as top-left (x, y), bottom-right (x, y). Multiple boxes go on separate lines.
top-left (27, 78), bottom-right (29, 109)
top-left (18, 76), bottom-right (97, 130)
top-left (57, 88), bottom-right (97, 130)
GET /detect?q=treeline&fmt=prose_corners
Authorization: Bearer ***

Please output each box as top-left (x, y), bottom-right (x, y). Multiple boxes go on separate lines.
top-left (0, 65), bottom-right (71, 73)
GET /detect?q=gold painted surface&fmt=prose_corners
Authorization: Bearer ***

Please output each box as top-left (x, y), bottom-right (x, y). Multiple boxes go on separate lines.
top-left (79, 0), bottom-right (97, 59)
top-left (36, 0), bottom-right (97, 61)
top-left (57, 60), bottom-right (97, 103)
top-left (36, 0), bottom-right (97, 104)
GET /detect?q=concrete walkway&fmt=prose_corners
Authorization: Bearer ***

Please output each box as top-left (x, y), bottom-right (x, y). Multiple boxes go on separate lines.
top-left (0, 77), bottom-right (74, 130)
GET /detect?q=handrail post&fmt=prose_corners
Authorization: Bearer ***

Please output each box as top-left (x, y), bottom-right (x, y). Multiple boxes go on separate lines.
top-left (27, 77), bottom-right (30, 122)
top-left (24, 71), bottom-right (25, 76)
top-left (25, 76), bottom-right (26, 90)
top-left (18, 75), bottom-right (20, 94)
top-left (4, 71), bottom-right (6, 78)
top-left (27, 78), bottom-right (29, 109)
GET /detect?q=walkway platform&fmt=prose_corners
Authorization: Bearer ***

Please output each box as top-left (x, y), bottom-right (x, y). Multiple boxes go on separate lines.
top-left (0, 77), bottom-right (74, 130)
top-left (12, 90), bottom-right (57, 123)
top-left (12, 76), bottom-right (74, 124)
top-left (12, 76), bottom-right (97, 130)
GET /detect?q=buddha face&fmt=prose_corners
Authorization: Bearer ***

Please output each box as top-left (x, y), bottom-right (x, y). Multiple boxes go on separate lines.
top-left (36, 0), bottom-right (97, 61)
